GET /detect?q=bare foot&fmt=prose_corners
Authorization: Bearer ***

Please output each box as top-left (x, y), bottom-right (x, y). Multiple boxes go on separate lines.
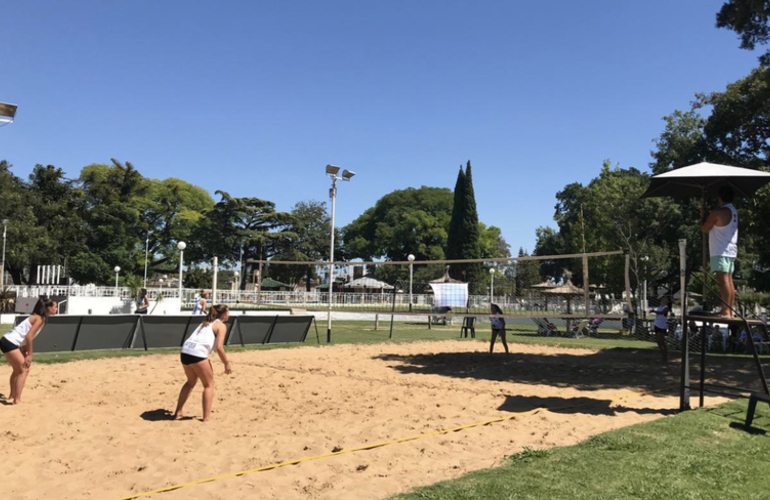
top-left (173, 412), bottom-right (183, 420)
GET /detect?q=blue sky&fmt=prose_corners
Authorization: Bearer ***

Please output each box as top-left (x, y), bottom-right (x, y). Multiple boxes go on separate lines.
top-left (1, 1), bottom-right (759, 255)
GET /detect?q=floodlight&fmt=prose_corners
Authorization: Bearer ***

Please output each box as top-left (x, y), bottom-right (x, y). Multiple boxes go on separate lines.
top-left (0, 102), bottom-right (17, 124)
top-left (326, 165), bottom-right (341, 175)
top-left (341, 169), bottom-right (355, 179)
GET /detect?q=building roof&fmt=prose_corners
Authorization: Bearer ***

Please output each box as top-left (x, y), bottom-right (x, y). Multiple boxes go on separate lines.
top-left (260, 278), bottom-right (292, 289)
top-left (344, 276), bottom-right (394, 289)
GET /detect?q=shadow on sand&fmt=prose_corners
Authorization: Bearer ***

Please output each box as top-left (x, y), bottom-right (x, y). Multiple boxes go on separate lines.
top-left (140, 409), bottom-right (194, 422)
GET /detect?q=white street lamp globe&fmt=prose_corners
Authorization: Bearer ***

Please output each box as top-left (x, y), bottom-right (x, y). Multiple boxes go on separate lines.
top-left (114, 266), bottom-right (121, 273)
top-left (489, 267), bottom-right (495, 275)
top-left (407, 254), bottom-right (415, 262)
top-left (234, 271), bottom-right (240, 277)
top-left (177, 241), bottom-right (187, 251)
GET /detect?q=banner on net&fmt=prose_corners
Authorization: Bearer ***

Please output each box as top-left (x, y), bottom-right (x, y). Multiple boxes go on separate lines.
top-left (429, 283), bottom-right (469, 308)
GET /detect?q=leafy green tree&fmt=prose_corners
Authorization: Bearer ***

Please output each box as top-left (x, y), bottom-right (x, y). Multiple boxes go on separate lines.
top-left (344, 186), bottom-right (453, 263)
top-left (0, 161), bottom-right (36, 284)
top-left (717, 0), bottom-right (770, 64)
top-left (194, 191), bottom-right (294, 289)
top-left (26, 165), bottom-right (86, 284)
top-left (535, 161), bottom-right (681, 293)
top-left (514, 248), bottom-right (541, 292)
top-left (143, 177), bottom-right (214, 276)
top-left (271, 200), bottom-right (335, 290)
top-left (72, 159), bottom-right (149, 284)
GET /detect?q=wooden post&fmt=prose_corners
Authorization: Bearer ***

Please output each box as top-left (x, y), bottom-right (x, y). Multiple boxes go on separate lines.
top-left (679, 239), bottom-right (691, 411)
top-left (582, 253), bottom-right (590, 316)
top-left (257, 260), bottom-right (263, 306)
top-left (375, 313), bottom-right (379, 331)
top-left (624, 251), bottom-right (632, 312)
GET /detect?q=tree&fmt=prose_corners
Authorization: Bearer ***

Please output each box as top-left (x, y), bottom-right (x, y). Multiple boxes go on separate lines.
top-left (534, 161), bottom-right (681, 293)
top-left (717, 0), bottom-right (770, 64)
top-left (271, 200), bottom-right (336, 290)
top-left (194, 191), bottom-right (294, 289)
top-left (446, 161), bottom-right (482, 289)
top-left (514, 248), bottom-right (541, 292)
top-left (0, 161), bottom-right (36, 284)
top-left (344, 186), bottom-right (453, 263)
top-left (26, 165), bottom-right (86, 283)
top-left (72, 159), bottom-right (149, 284)
top-left (143, 177), bottom-right (214, 277)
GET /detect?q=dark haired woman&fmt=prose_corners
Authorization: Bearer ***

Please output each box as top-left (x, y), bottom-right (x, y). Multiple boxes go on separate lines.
top-left (135, 288), bottom-right (149, 314)
top-left (191, 290), bottom-right (208, 315)
top-left (173, 304), bottom-right (232, 421)
top-left (1, 298), bottom-right (58, 404)
top-left (489, 303), bottom-right (509, 354)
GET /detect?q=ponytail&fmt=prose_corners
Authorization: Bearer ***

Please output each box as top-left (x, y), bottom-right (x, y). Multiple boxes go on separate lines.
top-left (203, 304), bottom-right (228, 326)
top-left (32, 297), bottom-right (56, 321)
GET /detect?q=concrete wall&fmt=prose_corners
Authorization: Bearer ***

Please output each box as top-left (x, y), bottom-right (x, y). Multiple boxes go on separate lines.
top-left (66, 297), bottom-right (182, 316)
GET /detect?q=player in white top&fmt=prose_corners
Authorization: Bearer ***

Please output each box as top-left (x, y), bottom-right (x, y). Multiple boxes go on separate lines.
top-left (173, 304), bottom-right (232, 421)
top-left (1, 298), bottom-right (58, 404)
top-left (651, 296), bottom-right (670, 362)
top-left (701, 185), bottom-right (738, 318)
top-left (191, 290), bottom-right (208, 315)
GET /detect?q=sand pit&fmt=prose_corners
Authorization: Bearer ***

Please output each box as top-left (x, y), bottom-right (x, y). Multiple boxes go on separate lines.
top-left (0, 341), bottom-right (727, 500)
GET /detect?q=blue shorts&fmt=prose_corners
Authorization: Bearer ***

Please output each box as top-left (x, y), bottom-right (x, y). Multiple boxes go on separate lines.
top-left (710, 256), bottom-right (735, 274)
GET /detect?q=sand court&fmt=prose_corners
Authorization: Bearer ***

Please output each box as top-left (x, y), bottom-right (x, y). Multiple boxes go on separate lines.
top-left (0, 341), bottom-right (726, 500)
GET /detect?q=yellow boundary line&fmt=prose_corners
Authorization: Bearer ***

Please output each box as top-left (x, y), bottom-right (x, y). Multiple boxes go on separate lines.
top-left (108, 386), bottom-right (671, 500)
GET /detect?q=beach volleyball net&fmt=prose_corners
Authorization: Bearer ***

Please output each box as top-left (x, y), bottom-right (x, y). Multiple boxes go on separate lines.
top-left (240, 250), bottom-right (689, 343)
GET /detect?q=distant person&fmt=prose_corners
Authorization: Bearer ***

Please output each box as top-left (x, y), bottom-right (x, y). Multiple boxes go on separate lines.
top-left (173, 304), bottom-right (232, 422)
top-left (135, 288), bottom-right (149, 315)
top-left (489, 303), bottom-right (509, 355)
top-left (651, 297), bottom-right (670, 362)
top-left (1, 298), bottom-right (58, 404)
top-left (701, 185), bottom-right (738, 318)
top-left (192, 291), bottom-right (208, 315)
top-left (623, 301), bottom-right (637, 333)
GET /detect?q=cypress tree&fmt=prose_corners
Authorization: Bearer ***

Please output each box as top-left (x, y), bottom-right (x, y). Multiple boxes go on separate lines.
top-left (447, 166), bottom-right (466, 265)
top-left (461, 161), bottom-right (482, 290)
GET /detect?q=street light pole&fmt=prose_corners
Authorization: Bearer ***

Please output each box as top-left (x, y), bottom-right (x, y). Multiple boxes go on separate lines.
top-left (143, 230), bottom-right (152, 288)
top-left (408, 254), bottom-right (415, 312)
top-left (489, 267), bottom-right (495, 304)
top-left (325, 165), bottom-right (355, 343)
top-left (114, 266), bottom-right (121, 297)
top-left (1, 219), bottom-right (8, 288)
top-left (177, 241), bottom-right (186, 308)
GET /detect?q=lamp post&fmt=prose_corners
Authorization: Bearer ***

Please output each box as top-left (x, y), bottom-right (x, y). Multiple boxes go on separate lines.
top-left (177, 241), bottom-right (186, 306)
top-left (325, 164), bottom-right (355, 343)
top-left (408, 254), bottom-right (415, 312)
top-left (1, 219), bottom-right (8, 288)
top-left (143, 230), bottom-right (153, 288)
top-left (114, 266), bottom-right (121, 297)
top-left (489, 267), bottom-right (495, 304)
top-left (0, 102), bottom-right (18, 128)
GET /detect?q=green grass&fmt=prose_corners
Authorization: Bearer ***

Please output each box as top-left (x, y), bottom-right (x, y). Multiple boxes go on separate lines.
top-left (390, 399), bottom-right (770, 500)
top-left (0, 319), bottom-right (657, 365)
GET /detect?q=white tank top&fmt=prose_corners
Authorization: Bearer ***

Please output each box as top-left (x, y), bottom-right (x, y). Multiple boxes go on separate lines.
top-left (709, 203), bottom-right (738, 258)
top-left (3, 317), bottom-right (43, 348)
top-left (181, 319), bottom-right (220, 358)
top-left (192, 299), bottom-right (206, 315)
